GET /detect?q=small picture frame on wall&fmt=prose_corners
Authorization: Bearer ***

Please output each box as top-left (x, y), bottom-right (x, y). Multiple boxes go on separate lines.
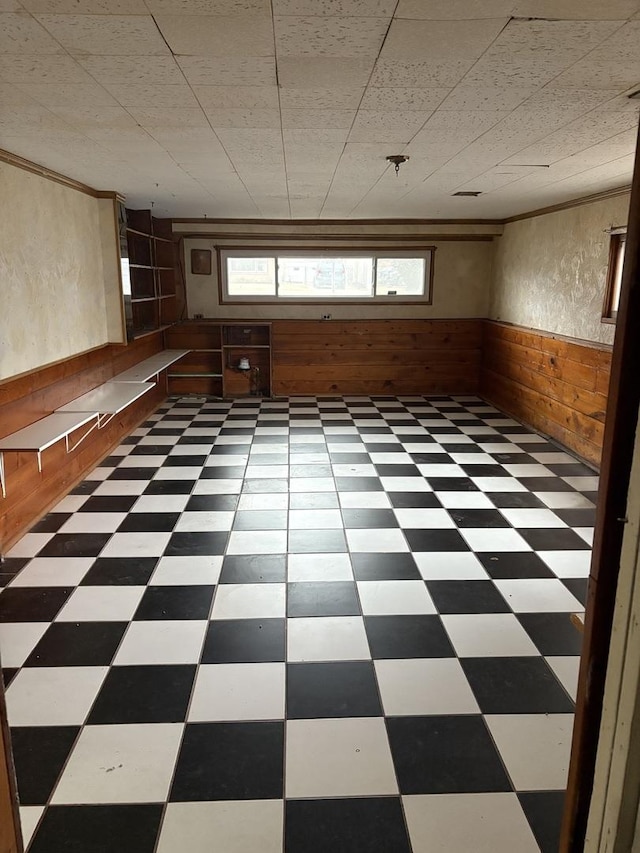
top-left (191, 249), bottom-right (212, 276)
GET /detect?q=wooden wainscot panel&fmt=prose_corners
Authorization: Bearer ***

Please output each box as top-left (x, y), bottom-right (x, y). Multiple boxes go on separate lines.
top-left (481, 321), bottom-right (612, 467)
top-left (272, 319), bottom-right (482, 396)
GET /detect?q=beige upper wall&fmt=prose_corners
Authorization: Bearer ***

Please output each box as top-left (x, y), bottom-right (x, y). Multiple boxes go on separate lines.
top-left (490, 192), bottom-right (631, 345)
top-left (0, 160), bottom-right (124, 382)
top-left (175, 221), bottom-right (498, 321)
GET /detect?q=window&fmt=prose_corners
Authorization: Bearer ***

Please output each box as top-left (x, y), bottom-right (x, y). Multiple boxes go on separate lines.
top-left (219, 249), bottom-right (434, 303)
top-left (602, 230), bottom-right (626, 322)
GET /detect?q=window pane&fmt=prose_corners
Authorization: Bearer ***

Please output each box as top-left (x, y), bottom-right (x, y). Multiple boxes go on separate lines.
top-left (278, 256), bottom-right (373, 297)
top-left (375, 258), bottom-right (425, 296)
top-left (611, 236), bottom-right (626, 315)
top-left (226, 257), bottom-right (276, 296)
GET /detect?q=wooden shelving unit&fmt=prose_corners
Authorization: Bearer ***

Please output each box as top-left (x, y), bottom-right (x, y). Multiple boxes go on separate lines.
top-left (165, 321), bottom-right (272, 398)
top-left (125, 209), bottom-right (178, 337)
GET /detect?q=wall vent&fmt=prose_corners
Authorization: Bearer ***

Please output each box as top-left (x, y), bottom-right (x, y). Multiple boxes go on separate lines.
top-left (452, 191), bottom-right (482, 197)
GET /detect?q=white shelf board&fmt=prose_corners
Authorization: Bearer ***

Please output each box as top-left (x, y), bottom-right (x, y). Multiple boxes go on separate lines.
top-left (0, 412), bottom-right (98, 453)
top-left (57, 382), bottom-right (154, 415)
top-left (109, 350), bottom-right (190, 383)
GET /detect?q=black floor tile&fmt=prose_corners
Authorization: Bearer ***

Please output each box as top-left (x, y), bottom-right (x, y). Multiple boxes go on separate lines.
top-left (519, 791), bottom-right (565, 853)
top-left (288, 529), bottom-right (347, 553)
top-left (517, 613), bottom-right (584, 656)
top-left (117, 513), bottom-right (180, 532)
top-left (477, 552), bottom-right (554, 579)
top-left (70, 481), bottom-right (100, 495)
top-left (547, 462), bottom-right (596, 477)
top-left (201, 619), bottom-right (286, 663)
top-left (285, 798), bottom-right (411, 853)
top-left (170, 721), bottom-right (284, 801)
top-left (448, 509), bottom-right (511, 528)
top-left (374, 464), bottom-right (421, 477)
top-left (461, 657), bottom-right (575, 713)
top-left (386, 715), bottom-right (511, 794)
top-left (209, 444), bottom-right (251, 455)
top-left (287, 582), bottom-right (360, 617)
top-left (519, 477), bottom-right (575, 492)
top-left (2, 668), bottom-right (18, 686)
top-left (404, 529), bottom-right (470, 552)
top-left (387, 491), bottom-right (442, 508)
top-left (461, 464), bottom-right (510, 478)
top-left (426, 580), bottom-right (510, 613)
top-left (78, 496), bottom-right (139, 513)
top-left (11, 725), bottom-right (79, 804)
top-left (31, 513), bottom-right (71, 533)
top-left (129, 444), bottom-right (172, 456)
top-left (554, 508), bottom-right (597, 527)
top-left (426, 477), bottom-right (479, 491)
top-left (335, 477), bottom-right (382, 492)
top-left (562, 577), bottom-right (589, 606)
top-left (163, 454), bottom-right (207, 467)
top-left (185, 494), bottom-right (239, 511)
top-left (0, 587), bottom-right (72, 622)
top-left (485, 492), bottom-right (546, 508)
top-left (0, 558), bottom-right (28, 586)
top-left (342, 509), bottom-right (399, 528)
top-left (351, 553), bottom-right (421, 581)
top-left (134, 585), bottom-right (215, 620)
top-left (200, 465), bottom-right (246, 479)
top-left (28, 805), bottom-right (163, 853)
top-left (38, 534), bottom-right (111, 558)
top-left (80, 557), bottom-right (158, 586)
top-left (287, 661), bottom-right (382, 718)
top-left (519, 528), bottom-right (591, 550)
top-left (144, 480), bottom-right (196, 495)
top-left (365, 615), bottom-right (454, 659)
top-left (108, 468), bottom-right (155, 480)
top-left (165, 531), bottom-right (228, 556)
top-left (219, 555), bottom-right (286, 583)
top-left (24, 622), bottom-right (127, 667)
top-left (88, 664), bottom-right (196, 724)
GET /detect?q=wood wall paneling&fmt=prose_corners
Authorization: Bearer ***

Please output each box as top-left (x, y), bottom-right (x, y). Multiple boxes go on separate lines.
top-left (271, 319), bottom-right (483, 397)
top-left (480, 321), bottom-right (612, 466)
top-left (0, 333), bottom-right (165, 552)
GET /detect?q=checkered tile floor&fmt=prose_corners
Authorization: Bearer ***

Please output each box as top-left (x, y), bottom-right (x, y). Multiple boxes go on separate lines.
top-left (0, 396), bottom-right (596, 852)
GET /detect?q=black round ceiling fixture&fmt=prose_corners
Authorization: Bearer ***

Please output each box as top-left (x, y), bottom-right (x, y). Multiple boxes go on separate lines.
top-left (386, 154), bottom-right (410, 175)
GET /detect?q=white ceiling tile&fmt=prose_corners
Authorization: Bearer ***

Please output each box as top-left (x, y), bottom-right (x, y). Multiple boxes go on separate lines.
top-left (146, 0), bottom-right (270, 12)
top-left (274, 0), bottom-right (394, 14)
top-left (193, 85), bottom-right (279, 110)
top-left (127, 106), bottom-right (210, 128)
top-left (280, 87), bottom-right (364, 109)
top-left (0, 54), bottom-right (93, 83)
top-left (275, 15), bottom-right (388, 56)
top-left (490, 19), bottom-right (622, 59)
top-left (463, 55), bottom-right (572, 88)
top-left (155, 15), bottom-right (273, 56)
top-left (410, 110), bottom-right (511, 147)
top-left (36, 14), bottom-right (170, 55)
top-left (513, 0), bottom-right (639, 19)
top-left (105, 84), bottom-right (198, 108)
top-left (396, 0), bottom-right (516, 17)
top-left (284, 129), bottom-right (347, 144)
top-left (348, 110), bottom-right (429, 143)
top-left (439, 85), bottom-right (537, 111)
top-left (0, 11), bottom-right (65, 53)
top-left (204, 108), bottom-right (281, 129)
top-left (17, 82), bottom-right (118, 107)
top-left (281, 108), bottom-right (355, 129)
top-left (382, 18), bottom-right (509, 61)
top-left (0, 104), bottom-right (69, 132)
top-left (550, 58), bottom-right (640, 89)
top-left (277, 57), bottom-right (374, 87)
top-left (177, 56), bottom-right (276, 86)
top-left (78, 56), bottom-right (183, 85)
top-left (0, 83), bottom-right (43, 105)
top-left (47, 103), bottom-right (139, 128)
top-left (21, 0), bottom-right (148, 12)
top-left (360, 87), bottom-right (449, 111)
top-left (586, 19), bottom-right (640, 62)
top-left (370, 59), bottom-right (474, 88)
top-left (0, 0), bottom-right (22, 8)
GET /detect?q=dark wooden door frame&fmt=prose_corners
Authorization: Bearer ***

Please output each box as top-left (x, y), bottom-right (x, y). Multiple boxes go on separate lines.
top-left (561, 122), bottom-right (640, 850)
top-left (0, 670), bottom-right (22, 853)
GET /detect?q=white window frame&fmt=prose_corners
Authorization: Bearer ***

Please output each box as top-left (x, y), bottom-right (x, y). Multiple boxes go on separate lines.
top-left (218, 247), bottom-right (435, 304)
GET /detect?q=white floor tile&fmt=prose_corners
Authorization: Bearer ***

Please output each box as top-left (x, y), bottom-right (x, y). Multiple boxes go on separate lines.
top-left (94, 480), bottom-right (148, 496)
top-left (494, 579), bottom-right (583, 612)
top-left (55, 586), bottom-right (145, 622)
top-left (499, 508), bottom-right (567, 528)
top-left (393, 509), bottom-right (455, 529)
top-left (52, 723), bottom-right (183, 804)
top-left (51, 495), bottom-right (89, 512)
top-left (0, 622), bottom-right (48, 667)
top-left (357, 581), bottom-right (436, 615)
top-left (20, 806), bottom-right (45, 848)
top-left (403, 793), bottom-right (539, 853)
top-left (562, 476), bottom-right (599, 492)
top-left (461, 528), bottom-right (531, 552)
top-left (176, 511), bottom-right (235, 532)
top-left (346, 529), bottom-right (409, 552)
top-left (485, 714), bottom-right (574, 791)
top-left (434, 492), bottom-right (494, 509)
top-left (288, 509), bottom-right (343, 529)
top-left (205, 455), bottom-right (248, 467)
top-left (150, 556), bottom-right (223, 585)
top-left (6, 666), bottom-right (108, 725)
top-left (289, 477), bottom-right (335, 492)
top-left (375, 658), bottom-right (479, 715)
top-left (193, 478), bottom-right (243, 494)
top-left (99, 532), bottom-right (171, 557)
top-left (576, 527), bottom-right (595, 545)
top-left (119, 455), bottom-right (166, 468)
top-left (287, 616), bottom-right (370, 662)
top-left (332, 464), bottom-right (378, 478)
top-left (503, 464), bottom-right (554, 478)
top-left (5, 533), bottom-right (54, 559)
top-left (417, 464), bottom-right (465, 478)
top-left (132, 494), bottom-right (190, 513)
top-left (157, 801), bottom-right (283, 853)
top-left (442, 614), bottom-right (539, 657)
top-left (540, 550), bottom-right (592, 578)
top-left (547, 656), bottom-right (581, 701)
top-left (286, 717), bottom-right (397, 798)
top-left (414, 552), bottom-right (488, 580)
top-left (471, 478), bottom-right (526, 492)
top-left (227, 531), bottom-right (288, 555)
top-left (154, 466), bottom-right (203, 480)
top-left (114, 621), bottom-right (207, 665)
top-left (535, 491), bottom-right (595, 509)
top-left (59, 513), bottom-right (126, 533)
top-left (211, 584), bottom-right (286, 619)
top-left (288, 553), bottom-right (353, 581)
top-left (8, 557), bottom-right (94, 587)
top-left (245, 465), bottom-right (289, 478)
top-left (380, 478), bottom-right (432, 492)
top-left (238, 493), bottom-right (288, 510)
top-left (188, 663), bottom-right (285, 722)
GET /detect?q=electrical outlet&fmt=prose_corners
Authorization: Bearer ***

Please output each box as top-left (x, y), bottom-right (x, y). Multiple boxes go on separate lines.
top-left (321, 313), bottom-right (332, 320)
top-left (193, 313), bottom-right (204, 319)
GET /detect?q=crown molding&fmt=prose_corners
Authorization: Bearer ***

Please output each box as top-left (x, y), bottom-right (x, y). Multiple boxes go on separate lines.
top-left (503, 186), bottom-right (632, 224)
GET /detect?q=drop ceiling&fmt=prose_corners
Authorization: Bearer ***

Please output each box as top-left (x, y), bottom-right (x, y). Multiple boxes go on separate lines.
top-left (1, 0), bottom-right (639, 219)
